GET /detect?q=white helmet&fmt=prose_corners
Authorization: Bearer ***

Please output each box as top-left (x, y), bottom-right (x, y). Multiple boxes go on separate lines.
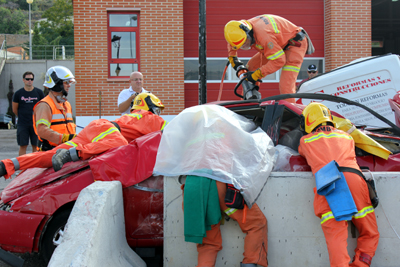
top-left (43, 66), bottom-right (76, 89)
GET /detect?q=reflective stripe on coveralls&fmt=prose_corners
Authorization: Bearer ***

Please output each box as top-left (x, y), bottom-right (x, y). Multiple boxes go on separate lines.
top-left (303, 132), bottom-right (353, 143)
top-left (282, 65), bottom-right (300, 73)
top-left (266, 50), bottom-right (284, 60)
top-left (125, 113), bottom-right (143, 119)
top-left (264, 15), bottom-right (279, 33)
top-left (65, 127), bottom-right (119, 147)
top-left (320, 205), bottom-right (375, 224)
top-left (124, 112), bottom-right (167, 131)
top-left (224, 207), bottom-right (238, 216)
top-left (36, 118), bottom-right (50, 127)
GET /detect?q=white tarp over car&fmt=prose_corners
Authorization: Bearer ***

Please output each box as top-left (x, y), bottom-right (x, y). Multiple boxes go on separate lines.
top-left (153, 104), bottom-right (276, 207)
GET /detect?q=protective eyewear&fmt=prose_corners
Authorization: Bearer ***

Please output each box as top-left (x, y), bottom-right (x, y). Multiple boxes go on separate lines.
top-left (308, 71), bottom-right (317, 74)
top-left (63, 79), bottom-right (76, 85)
top-left (152, 107), bottom-right (162, 116)
top-left (25, 78), bottom-right (34, 81)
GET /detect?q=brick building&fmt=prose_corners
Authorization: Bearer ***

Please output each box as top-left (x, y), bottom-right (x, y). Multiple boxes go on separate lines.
top-left (73, 0), bottom-right (371, 117)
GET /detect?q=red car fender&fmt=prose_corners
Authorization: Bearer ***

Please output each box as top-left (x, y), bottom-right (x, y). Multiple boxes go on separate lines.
top-left (0, 211), bottom-right (45, 253)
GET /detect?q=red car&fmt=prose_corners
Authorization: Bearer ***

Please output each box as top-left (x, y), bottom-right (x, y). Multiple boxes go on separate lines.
top-left (1, 94), bottom-right (400, 265)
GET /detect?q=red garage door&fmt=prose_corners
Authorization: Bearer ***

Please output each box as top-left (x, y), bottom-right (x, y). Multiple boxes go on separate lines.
top-left (183, 0), bottom-right (324, 107)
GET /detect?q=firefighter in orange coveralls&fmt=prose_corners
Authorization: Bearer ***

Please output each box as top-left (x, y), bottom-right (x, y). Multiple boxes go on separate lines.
top-left (180, 115), bottom-right (268, 267)
top-left (224, 15), bottom-right (314, 103)
top-left (34, 66), bottom-right (77, 151)
top-left (194, 181), bottom-right (268, 267)
top-left (0, 93), bottom-right (166, 178)
top-left (298, 103), bottom-right (379, 267)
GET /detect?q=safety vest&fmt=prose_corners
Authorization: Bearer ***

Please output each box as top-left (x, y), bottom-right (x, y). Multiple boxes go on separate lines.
top-left (33, 95), bottom-right (76, 147)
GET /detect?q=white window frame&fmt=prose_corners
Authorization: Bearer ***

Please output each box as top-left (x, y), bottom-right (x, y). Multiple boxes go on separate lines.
top-left (184, 57), bottom-right (325, 83)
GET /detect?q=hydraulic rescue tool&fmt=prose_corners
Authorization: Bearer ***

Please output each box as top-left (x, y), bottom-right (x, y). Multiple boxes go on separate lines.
top-left (234, 65), bottom-right (262, 100)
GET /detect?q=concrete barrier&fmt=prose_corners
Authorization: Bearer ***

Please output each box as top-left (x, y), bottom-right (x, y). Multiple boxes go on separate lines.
top-left (49, 181), bottom-right (146, 267)
top-left (164, 172), bottom-right (400, 267)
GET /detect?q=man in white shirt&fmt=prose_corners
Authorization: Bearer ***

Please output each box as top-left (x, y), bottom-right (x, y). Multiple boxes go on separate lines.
top-left (118, 71), bottom-right (148, 115)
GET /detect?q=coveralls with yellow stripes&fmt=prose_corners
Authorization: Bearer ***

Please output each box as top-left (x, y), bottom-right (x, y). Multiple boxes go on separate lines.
top-left (228, 14), bottom-right (308, 103)
top-left (298, 125), bottom-right (379, 267)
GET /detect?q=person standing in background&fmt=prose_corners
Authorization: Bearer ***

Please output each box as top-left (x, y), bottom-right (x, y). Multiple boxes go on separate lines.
top-left (296, 64), bottom-right (319, 91)
top-left (12, 71), bottom-right (45, 155)
top-left (118, 71), bottom-right (148, 115)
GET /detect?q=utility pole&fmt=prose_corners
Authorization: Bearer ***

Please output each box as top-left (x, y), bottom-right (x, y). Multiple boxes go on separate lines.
top-left (198, 0), bottom-right (207, 104)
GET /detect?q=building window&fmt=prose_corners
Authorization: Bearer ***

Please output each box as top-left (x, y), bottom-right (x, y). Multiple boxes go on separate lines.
top-left (296, 58), bottom-right (325, 81)
top-left (184, 57), bottom-right (324, 83)
top-left (108, 12), bottom-right (140, 78)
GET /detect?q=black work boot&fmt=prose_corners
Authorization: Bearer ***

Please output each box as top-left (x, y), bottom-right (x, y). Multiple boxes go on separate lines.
top-left (0, 161), bottom-right (6, 177)
top-left (52, 149), bottom-right (72, 172)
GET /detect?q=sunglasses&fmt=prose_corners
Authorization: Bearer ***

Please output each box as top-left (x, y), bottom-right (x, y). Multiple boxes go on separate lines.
top-left (25, 78), bottom-right (34, 81)
top-left (308, 71), bottom-right (316, 74)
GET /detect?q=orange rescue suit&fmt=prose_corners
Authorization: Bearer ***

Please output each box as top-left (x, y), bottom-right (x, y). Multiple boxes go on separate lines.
top-left (182, 181), bottom-right (268, 267)
top-left (2, 110), bottom-right (166, 178)
top-left (228, 15), bottom-right (308, 103)
top-left (298, 125), bottom-right (379, 267)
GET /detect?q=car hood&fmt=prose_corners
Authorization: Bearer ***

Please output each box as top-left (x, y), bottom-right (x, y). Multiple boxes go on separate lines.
top-left (1, 160), bottom-right (90, 204)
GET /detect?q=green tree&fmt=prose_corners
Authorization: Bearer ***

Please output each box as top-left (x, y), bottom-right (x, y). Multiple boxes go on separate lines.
top-left (0, 7), bottom-right (26, 34)
top-left (31, 23), bottom-right (50, 59)
top-left (38, 0), bottom-right (74, 46)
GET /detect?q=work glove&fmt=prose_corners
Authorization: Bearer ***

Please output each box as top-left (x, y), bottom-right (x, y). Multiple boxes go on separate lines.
top-left (61, 133), bottom-right (76, 143)
top-left (228, 56), bottom-right (243, 71)
top-left (244, 69), bottom-right (263, 84)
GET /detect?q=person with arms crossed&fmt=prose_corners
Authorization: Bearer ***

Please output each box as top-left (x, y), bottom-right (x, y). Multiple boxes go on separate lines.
top-left (12, 71), bottom-right (45, 155)
top-left (118, 71), bottom-right (148, 115)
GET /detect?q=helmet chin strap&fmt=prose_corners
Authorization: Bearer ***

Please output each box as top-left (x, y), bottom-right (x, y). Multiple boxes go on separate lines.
top-left (62, 88), bottom-right (68, 97)
top-left (51, 90), bottom-right (67, 103)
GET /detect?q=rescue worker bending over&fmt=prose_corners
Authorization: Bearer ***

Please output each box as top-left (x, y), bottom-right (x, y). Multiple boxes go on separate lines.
top-left (34, 66), bottom-right (77, 151)
top-left (298, 103), bottom-right (379, 267)
top-left (224, 15), bottom-right (314, 103)
top-left (0, 93), bottom-right (166, 178)
top-left (192, 181), bottom-right (269, 267)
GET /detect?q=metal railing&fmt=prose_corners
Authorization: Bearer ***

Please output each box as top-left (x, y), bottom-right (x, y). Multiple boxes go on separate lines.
top-left (0, 40), bottom-right (6, 74)
top-left (3, 45), bottom-right (74, 60)
top-left (29, 45), bottom-right (74, 60)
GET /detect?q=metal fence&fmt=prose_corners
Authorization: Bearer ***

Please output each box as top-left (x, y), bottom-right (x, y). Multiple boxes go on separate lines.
top-left (30, 45), bottom-right (74, 60)
top-left (0, 41), bottom-right (6, 73)
top-left (3, 45), bottom-right (74, 60)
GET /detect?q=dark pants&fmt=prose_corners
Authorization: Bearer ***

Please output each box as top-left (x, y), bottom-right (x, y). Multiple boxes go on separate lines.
top-left (17, 124), bottom-right (38, 147)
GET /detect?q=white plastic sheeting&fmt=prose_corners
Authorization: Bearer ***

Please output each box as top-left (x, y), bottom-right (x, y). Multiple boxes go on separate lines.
top-left (272, 145), bottom-right (300, 172)
top-left (153, 105), bottom-right (276, 207)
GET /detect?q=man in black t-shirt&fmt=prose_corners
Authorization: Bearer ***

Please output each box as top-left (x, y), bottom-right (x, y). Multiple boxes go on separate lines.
top-left (12, 71), bottom-right (45, 155)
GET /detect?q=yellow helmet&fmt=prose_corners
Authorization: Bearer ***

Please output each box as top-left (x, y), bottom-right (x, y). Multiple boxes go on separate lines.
top-left (301, 103), bottom-right (334, 133)
top-left (131, 92), bottom-right (164, 115)
top-left (224, 20), bottom-right (252, 50)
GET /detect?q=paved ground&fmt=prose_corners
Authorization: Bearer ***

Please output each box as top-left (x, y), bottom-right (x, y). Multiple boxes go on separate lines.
top-left (0, 129), bottom-right (46, 267)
